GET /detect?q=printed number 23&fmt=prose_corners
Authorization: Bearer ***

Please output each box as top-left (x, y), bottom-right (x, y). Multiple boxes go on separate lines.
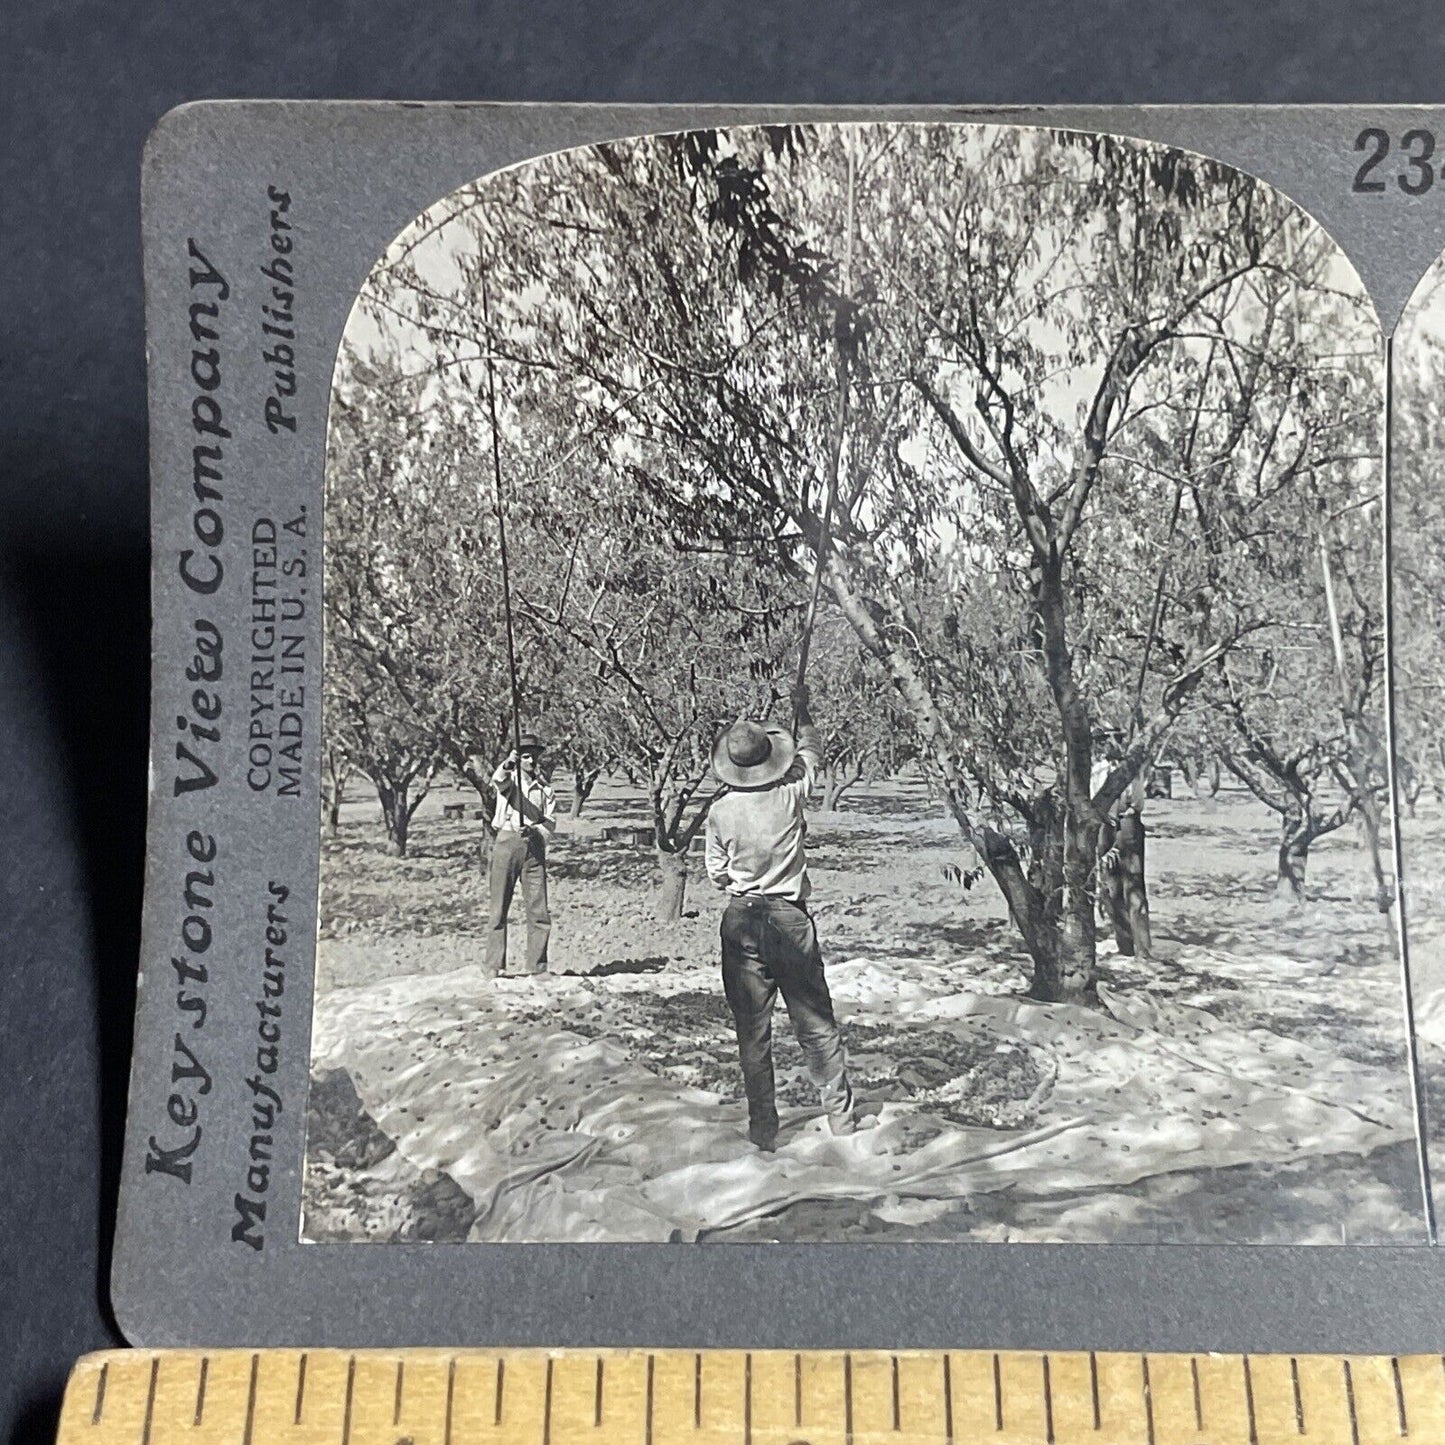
top-left (1354, 127), bottom-right (1436, 195)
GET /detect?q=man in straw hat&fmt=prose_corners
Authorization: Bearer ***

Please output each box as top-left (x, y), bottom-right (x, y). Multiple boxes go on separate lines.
top-left (704, 684), bottom-right (866, 1151)
top-left (484, 731), bottom-right (555, 976)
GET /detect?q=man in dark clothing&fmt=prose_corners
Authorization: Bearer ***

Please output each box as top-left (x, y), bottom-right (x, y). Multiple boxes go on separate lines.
top-left (484, 732), bottom-right (555, 975)
top-left (704, 686), bottom-right (865, 1151)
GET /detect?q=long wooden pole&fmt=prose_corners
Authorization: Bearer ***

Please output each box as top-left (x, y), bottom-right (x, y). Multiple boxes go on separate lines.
top-left (795, 130), bottom-right (857, 732)
top-left (481, 262), bottom-right (525, 775)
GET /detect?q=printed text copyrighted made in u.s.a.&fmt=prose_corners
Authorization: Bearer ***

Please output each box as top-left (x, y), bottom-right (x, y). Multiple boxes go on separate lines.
top-left (247, 512), bottom-right (309, 798)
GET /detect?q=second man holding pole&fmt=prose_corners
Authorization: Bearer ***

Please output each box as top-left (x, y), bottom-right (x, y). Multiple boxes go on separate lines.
top-left (485, 732), bottom-right (555, 976)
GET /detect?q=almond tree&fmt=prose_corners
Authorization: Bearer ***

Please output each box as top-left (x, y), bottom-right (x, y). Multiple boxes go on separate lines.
top-left (1219, 668), bottom-right (1360, 899)
top-left (1204, 484), bottom-right (1387, 901)
top-left (329, 684), bottom-right (441, 858)
top-left (325, 356), bottom-right (447, 856)
top-left (320, 739), bottom-right (352, 836)
top-left (548, 695), bottom-right (620, 820)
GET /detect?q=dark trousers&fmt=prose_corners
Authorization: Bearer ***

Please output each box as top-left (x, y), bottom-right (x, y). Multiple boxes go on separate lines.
top-left (485, 831), bottom-right (550, 974)
top-left (720, 894), bottom-right (853, 1139)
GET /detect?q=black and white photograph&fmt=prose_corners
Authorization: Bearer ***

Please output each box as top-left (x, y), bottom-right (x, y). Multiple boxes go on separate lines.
top-left (1388, 250), bottom-right (1445, 1230)
top-left (301, 121), bottom-right (1423, 1246)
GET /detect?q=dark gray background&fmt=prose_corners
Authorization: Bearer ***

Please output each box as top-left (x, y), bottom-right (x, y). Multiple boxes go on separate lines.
top-left (5, 4), bottom-right (1445, 1443)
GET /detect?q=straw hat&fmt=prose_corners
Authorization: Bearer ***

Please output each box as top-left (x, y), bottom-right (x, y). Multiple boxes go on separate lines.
top-left (711, 720), bottom-right (796, 789)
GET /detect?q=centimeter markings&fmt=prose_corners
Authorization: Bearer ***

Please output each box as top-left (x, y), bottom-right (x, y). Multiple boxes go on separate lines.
top-left (59, 1350), bottom-right (1445, 1445)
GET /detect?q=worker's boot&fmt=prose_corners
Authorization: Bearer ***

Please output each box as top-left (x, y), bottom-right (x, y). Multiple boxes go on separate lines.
top-left (748, 1120), bottom-right (778, 1153)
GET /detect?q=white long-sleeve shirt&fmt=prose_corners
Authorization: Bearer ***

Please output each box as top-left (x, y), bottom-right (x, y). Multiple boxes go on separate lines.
top-left (490, 760), bottom-right (557, 835)
top-left (704, 725), bottom-right (822, 902)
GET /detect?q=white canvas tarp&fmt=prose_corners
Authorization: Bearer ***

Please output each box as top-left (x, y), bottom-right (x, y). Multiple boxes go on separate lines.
top-left (309, 949), bottom-right (1416, 1242)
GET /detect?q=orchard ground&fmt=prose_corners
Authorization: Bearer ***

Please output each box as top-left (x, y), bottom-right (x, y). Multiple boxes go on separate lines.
top-left (302, 772), bottom-right (1436, 1244)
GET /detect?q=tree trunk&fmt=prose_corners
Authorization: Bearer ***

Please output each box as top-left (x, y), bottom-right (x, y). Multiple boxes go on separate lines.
top-left (1206, 756), bottom-right (1221, 797)
top-left (978, 828), bottom-right (1062, 999)
top-left (1037, 560), bottom-right (1099, 1000)
top-left (1113, 808), bottom-right (1153, 958)
top-left (377, 782), bottom-right (410, 857)
top-left (322, 754), bottom-right (350, 836)
top-left (1276, 814), bottom-right (1310, 901)
top-left (1057, 810), bottom-right (1099, 997)
top-left (1025, 790), bottom-right (1064, 904)
top-left (1352, 792), bottom-right (1394, 913)
top-left (822, 755), bottom-right (864, 811)
top-left (970, 792), bottom-right (1100, 1002)
top-left (572, 767), bottom-right (600, 819)
top-left (655, 847), bottom-right (689, 921)
top-left (1401, 763), bottom-right (1422, 819)
top-left (1097, 814), bottom-right (1129, 952)
top-left (1056, 761), bottom-right (1102, 999)
top-left (1337, 732), bottom-right (1392, 911)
